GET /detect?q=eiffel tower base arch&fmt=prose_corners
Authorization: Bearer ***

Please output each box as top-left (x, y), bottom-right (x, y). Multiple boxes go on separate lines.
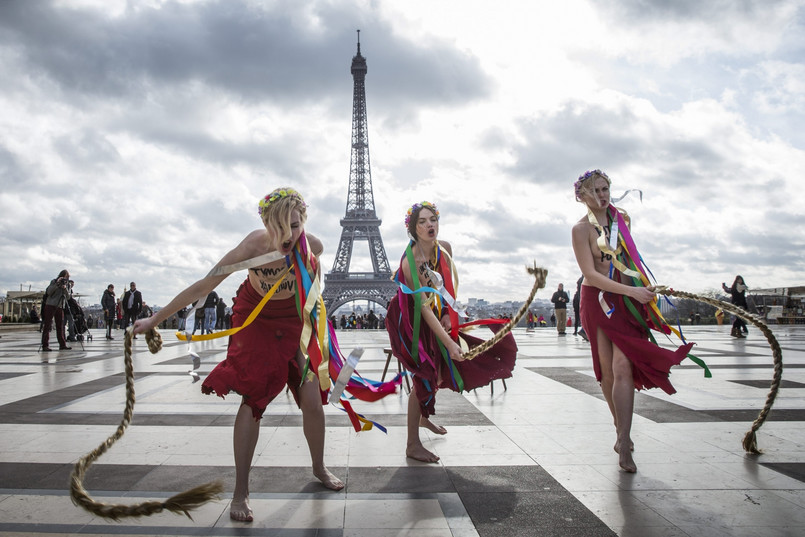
top-left (323, 275), bottom-right (398, 314)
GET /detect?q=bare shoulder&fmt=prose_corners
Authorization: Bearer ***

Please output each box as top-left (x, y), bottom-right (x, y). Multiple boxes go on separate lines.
top-left (306, 232), bottom-right (324, 256)
top-left (217, 229), bottom-right (272, 267)
top-left (241, 229), bottom-right (271, 255)
top-left (571, 218), bottom-right (592, 237)
top-left (438, 240), bottom-right (453, 256)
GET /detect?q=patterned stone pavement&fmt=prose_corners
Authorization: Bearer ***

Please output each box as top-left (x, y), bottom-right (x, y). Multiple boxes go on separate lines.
top-left (0, 322), bottom-right (803, 536)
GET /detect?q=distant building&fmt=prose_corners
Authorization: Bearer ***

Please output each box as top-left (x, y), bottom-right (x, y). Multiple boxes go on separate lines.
top-left (749, 287), bottom-right (805, 324)
top-left (1, 289), bottom-right (44, 321)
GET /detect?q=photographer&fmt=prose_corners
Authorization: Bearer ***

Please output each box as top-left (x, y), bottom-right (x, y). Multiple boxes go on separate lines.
top-left (41, 269), bottom-right (72, 351)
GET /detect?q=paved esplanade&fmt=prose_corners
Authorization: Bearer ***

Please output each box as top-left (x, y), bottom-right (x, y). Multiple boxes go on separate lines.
top-left (1, 323), bottom-right (804, 536)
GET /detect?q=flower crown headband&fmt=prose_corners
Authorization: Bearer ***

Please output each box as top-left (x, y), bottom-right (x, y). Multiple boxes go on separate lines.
top-left (258, 188), bottom-right (307, 217)
top-left (404, 201), bottom-right (440, 228)
top-left (574, 169), bottom-right (610, 201)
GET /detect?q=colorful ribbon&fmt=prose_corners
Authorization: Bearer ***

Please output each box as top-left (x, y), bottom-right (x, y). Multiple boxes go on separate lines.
top-left (588, 204), bottom-right (709, 376)
top-left (391, 240), bottom-right (510, 392)
top-left (175, 231), bottom-right (400, 432)
top-left (175, 266), bottom-right (292, 342)
top-left (290, 232), bottom-right (401, 431)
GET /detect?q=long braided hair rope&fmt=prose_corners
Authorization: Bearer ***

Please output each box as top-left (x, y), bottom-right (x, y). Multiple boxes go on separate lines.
top-left (464, 263), bottom-right (548, 360)
top-left (70, 327), bottom-right (224, 520)
top-left (654, 287), bottom-right (783, 454)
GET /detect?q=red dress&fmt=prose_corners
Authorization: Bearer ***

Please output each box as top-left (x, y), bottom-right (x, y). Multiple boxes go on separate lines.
top-left (580, 284), bottom-right (693, 394)
top-left (201, 280), bottom-right (305, 419)
top-left (385, 256), bottom-right (517, 418)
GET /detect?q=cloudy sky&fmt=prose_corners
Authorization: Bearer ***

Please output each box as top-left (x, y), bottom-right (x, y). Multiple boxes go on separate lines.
top-left (2, 0), bottom-right (804, 311)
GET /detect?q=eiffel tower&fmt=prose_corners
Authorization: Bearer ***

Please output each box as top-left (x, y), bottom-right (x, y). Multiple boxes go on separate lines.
top-left (323, 31), bottom-right (397, 313)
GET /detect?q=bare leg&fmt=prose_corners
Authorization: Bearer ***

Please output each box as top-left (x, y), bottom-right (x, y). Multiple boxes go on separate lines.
top-left (297, 353), bottom-right (344, 490)
top-left (406, 384), bottom-right (440, 462)
top-left (595, 328), bottom-right (636, 472)
top-left (419, 360), bottom-right (446, 435)
top-left (596, 328), bottom-right (619, 430)
top-left (231, 402), bottom-right (259, 522)
top-left (420, 416), bottom-right (447, 435)
top-left (611, 345), bottom-right (637, 472)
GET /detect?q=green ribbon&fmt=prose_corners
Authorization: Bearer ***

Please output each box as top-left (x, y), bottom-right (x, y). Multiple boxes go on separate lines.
top-left (435, 339), bottom-right (464, 392)
top-left (623, 295), bottom-right (711, 378)
top-left (405, 243), bottom-right (422, 365)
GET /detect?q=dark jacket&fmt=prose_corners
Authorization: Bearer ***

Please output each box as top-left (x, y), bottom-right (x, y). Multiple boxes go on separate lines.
top-left (722, 283), bottom-right (748, 309)
top-left (551, 289), bottom-right (569, 310)
top-left (101, 289), bottom-right (116, 317)
top-left (122, 289), bottom-right (142, 315)
top-left (573, 276), bottom-right (583, 311)
top-left (202, 291), bottom-right (219, 309)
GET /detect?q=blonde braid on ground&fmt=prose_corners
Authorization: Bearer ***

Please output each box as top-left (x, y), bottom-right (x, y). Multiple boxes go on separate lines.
top-left (654, 286), bottom-right (783, 455)
top-left (463, 263), bottom-right (547, 361)
top-left (69, 327), bottom-right (224, 520)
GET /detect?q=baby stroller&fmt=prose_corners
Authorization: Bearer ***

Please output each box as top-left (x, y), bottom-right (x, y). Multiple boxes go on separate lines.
top-left (67, 297), bottom-right (92, 344)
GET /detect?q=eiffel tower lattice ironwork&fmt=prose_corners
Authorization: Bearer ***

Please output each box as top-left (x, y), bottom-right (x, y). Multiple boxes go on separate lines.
top-left (323, 31), bottom-right (397, 313)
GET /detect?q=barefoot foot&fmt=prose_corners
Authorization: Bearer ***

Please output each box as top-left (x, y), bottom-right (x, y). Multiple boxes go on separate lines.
top-left (617, 446), bottom-right (637, 473)
top-left (406, 443), bottom-right (440, 463)
top-left (613, 440), bottom-right (635, 453)
top-left (313, 466), bottom-right (345, 490)
top-left (230, 498), bottom-right (254, 522)
top-left (419, 417), bottom-right (447, 435)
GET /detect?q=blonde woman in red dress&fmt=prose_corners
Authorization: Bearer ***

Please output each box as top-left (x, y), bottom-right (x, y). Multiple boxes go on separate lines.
top-left (572, 170), bottom-right (693, 473)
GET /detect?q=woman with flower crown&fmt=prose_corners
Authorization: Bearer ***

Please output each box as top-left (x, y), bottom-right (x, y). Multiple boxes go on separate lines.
top-left (571, 170), bottom-right (694, 473)
top-left (133, 188), bottom-right (345, 522)
top-left (385, 201), bottom-right (517, 463)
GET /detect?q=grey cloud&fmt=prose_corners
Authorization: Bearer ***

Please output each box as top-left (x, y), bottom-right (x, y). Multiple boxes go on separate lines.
top-left (0, 145), bottom-right (25, 185)
top-left (602, 0), bottom-right (791, 24)
top-left (500, 102), bottom-right (648, 185)
top-left (52, 131), bottom-right (122, 168)
top-left (386, 159), bottom-right (434, 188)
top-left (475, 202), bottom-right (568, 252)
top-left (418, 198), bottom-right (568, 262)
top-left (765, 209), bottom-right (805, 227)
top-left (640, 224), bottom-right (804, 275)
top-left (0, 0), bottom-right (489, 109)
top-left (499, 101), bottom-right (726, 191)
top-left (129, 120), bottom-right (310, 173)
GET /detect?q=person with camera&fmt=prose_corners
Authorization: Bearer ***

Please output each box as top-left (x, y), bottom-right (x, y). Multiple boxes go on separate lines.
top-left (41, 269), bottom-right (72, 351)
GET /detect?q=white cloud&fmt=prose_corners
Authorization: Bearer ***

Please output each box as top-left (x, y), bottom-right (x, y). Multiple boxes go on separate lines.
top-left (1, 0), bottom-right (804, 310)
top-left (743, 60), bottom-right (805, 114)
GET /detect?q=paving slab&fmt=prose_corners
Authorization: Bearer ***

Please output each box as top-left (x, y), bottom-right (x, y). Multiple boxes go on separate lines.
top-left (1, 323), bottom-right (803, 536)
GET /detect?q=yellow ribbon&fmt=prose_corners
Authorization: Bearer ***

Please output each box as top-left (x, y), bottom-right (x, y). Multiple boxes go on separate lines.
top-left (587, 207), bottom-right (643, 281)
top-left (294, 237), bottom-right (331, 392)
top-left (175, 266), bottom-right (292, 342)
top-left (587, 206), bottom-right (683, 339)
